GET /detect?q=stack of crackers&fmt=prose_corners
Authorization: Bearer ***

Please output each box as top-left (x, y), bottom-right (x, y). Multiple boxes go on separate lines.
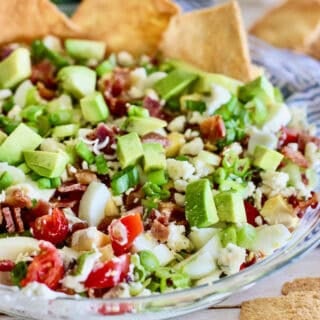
top-left (250, 0), bottom-right (320, 60)
top-left (241, 278), bottom-right (320, 319)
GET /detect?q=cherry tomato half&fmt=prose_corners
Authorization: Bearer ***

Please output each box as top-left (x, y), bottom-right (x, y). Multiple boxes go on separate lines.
top-left (20, 241), bottom-right (64, 290)
top-left (32, 208), bottom-right (69, 245)
top-left (85, 254), bottom-right (130, 289)
top-left (109, 213), bottom-right (143, 255)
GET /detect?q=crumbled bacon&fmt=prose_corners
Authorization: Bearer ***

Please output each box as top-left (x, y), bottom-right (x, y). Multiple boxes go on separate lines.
top-left (58, 183), bottom-right (87, 193)
top-left (30, 60), bottom-right (57, 89)
top-left (281, 146), bottom-right (309, 168)
top-left (124, 187), bottom-right (144, 210)
top-left (13, 207), bottom-right (24, 233)
top-left (151, 219), bottom-right (169, 242)
top-left (158, 202), bottom-right (186, 226)
top-left (278, 127), bottom-right (299, 148)
top-left (30, 200), bottom-right (51, 218)
top-left (103, 68), bottom-right (131, 117)
top-left (2, 207), bottom-right (15, 233)
top-left (5, 189), bottom-right (32, 208)
top-left (200, 115), bottom-right (226, 143)
top-left (143, 96), bottom-right (163, 118)
top-left (52, 200), bottom-right (78, 209)
top-left (298, 132), bottom-right (320, 151)
top-left (289, 192), bottom-right (319, 217)
top-left (36, 82), bottom-right (56, 100)
top-left (71, 222), bottom-right (89, 234)
top-left (75, 171), bottom-right (97, 185)
top-left (141, 132), bottom-right (169, 148)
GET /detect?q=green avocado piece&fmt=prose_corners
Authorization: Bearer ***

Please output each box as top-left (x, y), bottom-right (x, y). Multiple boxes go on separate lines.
top-left (0, 131), bottom-right (7, 144)
top-left (153, 69), bottom-right (198, 100)
top-left (167, 59), bottom-right (241, 94)
top-left (0, 124), bottom-right (43, 164)
top-left (124, 116), bottom-right (166, 136)
top-left (253, 145), bottom-right (283, 171)
top-left (23, 150), bottom-right (69, 178)
top-left (238, 76), bottom-right (275, 104)
top-left (117, 132), bottom-right (144, 169)
top-left (185, 179), bottom-right (219, 228)
top-left (0, 48), bottom-right (31, 89)
top-left (214, 191), bottom-right (247, 224)
top-left (143, 143), bottom-right (166, 172)
top-left (58, 66), bottom-right (96, 99)
top-left (80, 91), bottom-right (109, 123)
top-left (65, 39), bottom-right (106, 61)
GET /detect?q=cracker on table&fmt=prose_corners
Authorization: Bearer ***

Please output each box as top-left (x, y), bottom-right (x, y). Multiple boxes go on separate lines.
top-left (250, 0), bottom-right (320, 51)
top-left (240, 291), bottom-right (320, 320)
top-left (282, 277), bottom-right (320, 295)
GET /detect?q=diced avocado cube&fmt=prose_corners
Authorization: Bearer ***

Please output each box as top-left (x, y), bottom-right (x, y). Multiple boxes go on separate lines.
top-left (143, 143), bottom-right (166, 172)
top-left (147, 169), bottom-right (167, 185)
top-left (153, 69), bottom-right (198, 100)
top-left (253, 145), bottom-right (283, 171)
top-left (80, 91), bottom-right (109, 123)
top-left (238, 76), bottom-right (275, 104)
top-left (0, 48), bottom-right (31, 89)
top-left (58, 66), bottom-right (96, 99)
top-left (124, 116), bottom-right (166, 136)
top-left (168, 59), bottom-right (241, 94)
top-left (23, 150), bottom-right (69, 178)
top-left (65, 39), bottom-right (106, 61)
top-left (52, 124), bottom-right (79, 138)
top-left (185, 179), bottom-right (219, 228)
top-left (214, 191), bottom-right (247, 224)
top-left (0, 123), bottom-right (43, 164)
top-left (117, 132), bottom-right (144, 169)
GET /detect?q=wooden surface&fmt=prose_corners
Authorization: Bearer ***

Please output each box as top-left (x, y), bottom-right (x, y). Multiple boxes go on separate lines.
top-left (0, 248), bottom-right (318, 320)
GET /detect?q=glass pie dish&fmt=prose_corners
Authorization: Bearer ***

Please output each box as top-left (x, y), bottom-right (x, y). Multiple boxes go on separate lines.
top-left (0, 36), bottom-right (319, 320)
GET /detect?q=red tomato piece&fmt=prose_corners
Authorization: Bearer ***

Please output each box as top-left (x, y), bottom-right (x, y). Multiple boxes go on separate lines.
top-left (0, 260), bottom-right (15, 272)
top-left (20, 241), bottom-right (64, 290)
top-left (32, 208), bottom-right (69, 245)
top-left (244, 201), bottom-right (260, 227)
top-left (85, 254), bottom-right (130, 289)
top-left (278, 127), bottom-right (299, 147)
top-left (109, 213), bottom-right (144, 255)
top-left (97, 302), bottom-right (134, 315)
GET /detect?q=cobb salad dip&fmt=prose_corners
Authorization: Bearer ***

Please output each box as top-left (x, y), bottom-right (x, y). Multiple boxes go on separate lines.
top-left (0, 35), bottom-right (318, 299)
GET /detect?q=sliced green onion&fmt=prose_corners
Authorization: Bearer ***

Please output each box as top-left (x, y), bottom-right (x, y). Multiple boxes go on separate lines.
top-left (21, 105), bottom-right (44, 122)
top-left (75, 141), bottom-right (95, 164)
top-left (96, 54), bottom-right (116, 77)
top-left (2, 96), bottom-right (14, 113)
top-left (11, 261), bottom-right (28, 287)
top-left (111, 166), bottom-right (139, 195)
top-left (128, 105), bottom-right (149, 118)
top-left (146, 169), bottom-right (167, 185)
top-left (234, 158), bottom-right (250, 177)
top-left (36, 115), bottom-right (51, 137)
top-left (185, 99), bottom-right (206, 113)
top-left (139, 251), bottom-right (160, 272)
top-left (95, 154), bottom-right (108, 175)
top-left (219, 179), bottom-right (244, 192)
top-left (37, 177), bottom-right (52, 189)
top-left (0, 172), bottom-right (13, 190)
top-left (143, 182), bottom-right (170, 200)
top-left (131, 254), bottom-right (148, 282)
top-left (175, 155), bottom-right (189, 161)
top-left (212, 167), bottom-right (227, 185)
top-left (222, 152), bottom-right (238, 170)
top-left (51, 177), bottom-right (62, 188)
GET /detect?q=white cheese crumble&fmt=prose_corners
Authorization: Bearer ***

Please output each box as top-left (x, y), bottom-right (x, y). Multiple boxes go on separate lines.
top-left (217, 243), bottom-right (246, 275)
top-left (117, 51), bottom-right (135, 67)
top-left (262, 103), bottom-right (291, 133)
top-left (174, 193), bottom-right (185, 207)
top-left (188, 111), bottom-right (206, 125)
top-left (192, 158), bottom-right (214, 178)
top-left (305, 142), bottom-right (320, 166)
top-left (167, 159), bottom-right (195, 180)
top-left (180, 137), bottom-right (204, 156)
top-left (174, 179), bottom-right (188, 192)
top-left (222, 142), bottom-right (243, 156)
top-left (0, 89), bottom-right (12, 100)
top-left (261, 171), bottom-right (295, 198)
top-left (167, 115), bottom-right (186, 133)
top-left (205, 84), bottom-right (231, 115)
top-left (247, 128), bottom-right (278, 154)
top-left (166, 224), bottom-right (191, 252)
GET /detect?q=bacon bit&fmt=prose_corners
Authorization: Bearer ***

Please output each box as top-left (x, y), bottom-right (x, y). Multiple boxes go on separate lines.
top-left (151, 219), bottom-right (169, 243)
top-left (58, 183), bottom-right (87, 193)
top-left (13, 207), bottom-right (24, 233)
top-left (98, 216), bottom-right (116, 234)
top-left (0, 260), bottom-right (15, 272)
top-left (278, 127), bottom-right (299, 148)
top-left (52, 200), bottom-right (78, 209)
top-left (71, 222), bottom-right (89, 234)
top-left (200, 115), bottom-right (226, 143)
top-left (141, 132), bottom-right (169, 148)
top-left (36, 82), bottom-right (56, 100)
top-left (143, 96), bottom-right (163, 118)
top-left (103, 68), bottom-right (131, 117)
top-left (298, 132), bottom-right (320, 151)
top-left (289, 192), bottom-right (319, 217)
top-left (124, 187), bottom-right (144, 210)
top-left (75, 171), bottom-right (97, 185)
top-left (30, 60), bottom-right (57, 89)
top-left (5, 189), bottom-right (32, 208)
top-left (281, 146), bottom-right (309, 168)
top-left (2, 207), bottom-right (15, 233)
top-left (31, 200), bottom-right (51, 218)
top-left (158, 202), bottom-right (186, 225)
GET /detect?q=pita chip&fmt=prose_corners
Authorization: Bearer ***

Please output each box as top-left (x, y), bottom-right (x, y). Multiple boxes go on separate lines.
top-left (72, 0), bottom-right (180, 56)
top-left (0, 0), bottom-right (81, 45)
top-left (250, 0), bottom-right (320, 51)
top-left (160, 1), bottom-right (252, 81)
top-left (282, 277), bottom-right (320, 295)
